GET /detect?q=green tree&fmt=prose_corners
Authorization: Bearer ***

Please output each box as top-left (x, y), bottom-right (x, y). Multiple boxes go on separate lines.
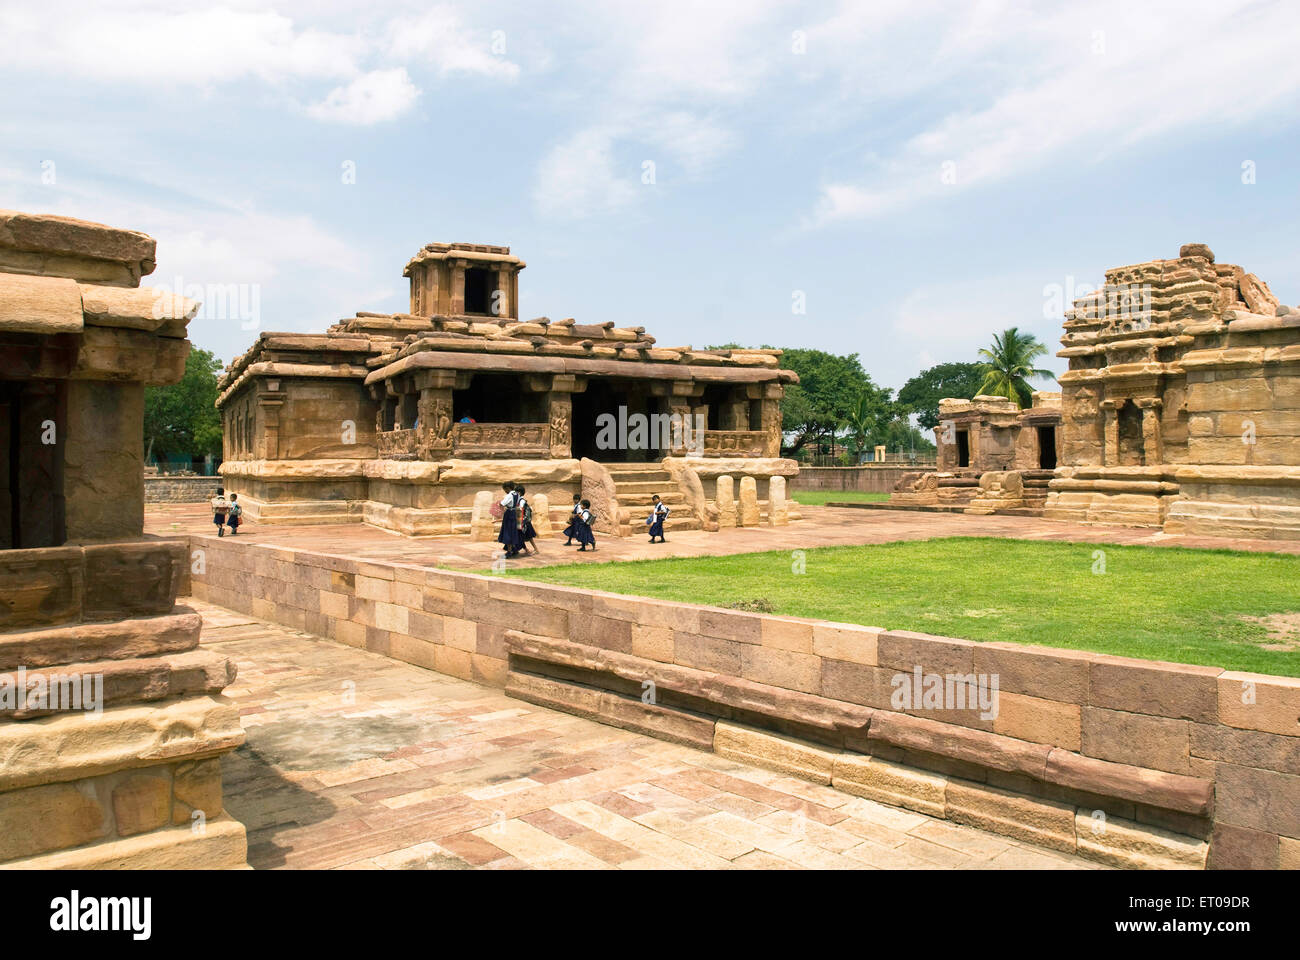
top-left (975, 327), bottom-right (1056, 408)
top-left (776, 348), bottom-right (890, 457)
top-left (144, 347), bottom-right (224, 462)
top-left (897, 361), bottom-right (988, 430)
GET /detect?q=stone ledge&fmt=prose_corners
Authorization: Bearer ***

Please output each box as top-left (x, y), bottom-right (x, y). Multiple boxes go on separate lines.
top-left (0, 610), bottom-right (201, 671)
top-left (0, 695), bottom-right (245, 791)
top-left (3, 817), bottom-right (247, 870)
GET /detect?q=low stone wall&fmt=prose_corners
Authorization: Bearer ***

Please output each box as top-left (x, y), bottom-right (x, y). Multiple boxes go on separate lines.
top-left (185, 534), bottom-right (1300, 870)
top-left (791, 465), bottom-right (933, 493)
top-left (145, 476), bottom-right (221, 503)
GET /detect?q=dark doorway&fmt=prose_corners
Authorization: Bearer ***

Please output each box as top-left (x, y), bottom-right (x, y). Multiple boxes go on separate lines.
top-left (569, 380), bottom-right (662, 463)
top-left (956, 429), bottom-right (971, 468)
top-left (464, 268), bottom-right (493, 316)
top-left (1, 379), bottom-right (66, 549)
top-left (1037, 426), bottom-right (1057, 469)
top-left (453, 374), bottom-right (541, 424)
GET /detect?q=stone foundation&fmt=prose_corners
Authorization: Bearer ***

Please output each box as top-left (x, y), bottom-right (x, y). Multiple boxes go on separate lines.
top-left (187, 534), bottom-right (1300, 870)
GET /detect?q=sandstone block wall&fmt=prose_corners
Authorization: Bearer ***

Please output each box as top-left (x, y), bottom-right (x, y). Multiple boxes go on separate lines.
top-left (145, 476), bottom-right (221, 503)
top-left (186, 535), bottom-right (1300, 870)
top-left (790, 466), bottom-right (924, 493)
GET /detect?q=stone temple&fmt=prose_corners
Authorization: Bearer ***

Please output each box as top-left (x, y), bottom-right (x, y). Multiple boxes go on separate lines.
top-left (0, 210), bottom-right (246, 868)
top-left (892, 244), bottom-right (1300, 538)
top-left (217, 241), bottom-right (802, 537)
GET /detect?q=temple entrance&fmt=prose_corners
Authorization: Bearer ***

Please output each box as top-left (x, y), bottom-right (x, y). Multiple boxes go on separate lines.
top-left (0, 379), bottom-right (66, 549)
top-left (1037, 426), bottom-right (1057, 469)
top-left (956, 429), bottom-right (971, 468)
top-left (570, 379), bottom-right (665, 463)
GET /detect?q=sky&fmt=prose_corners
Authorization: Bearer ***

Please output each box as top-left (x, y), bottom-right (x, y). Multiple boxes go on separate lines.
top-left (2, 0), bottom-right (1298, 396)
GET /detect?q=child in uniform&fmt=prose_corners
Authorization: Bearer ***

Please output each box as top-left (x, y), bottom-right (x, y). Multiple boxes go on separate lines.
top-left (227, 493), bottom-right (243, 535)
top-left (211, 487), bottom-right (230, 537)
top-left (647, 494), bottom-right (669, 543)
top-left (562, 493), bottom-right (582, 545)
top-left (575, 499), bottom-right (597, 552)
top-left (516, 484), bottom-right (539, 554)
top-left (496, 481), bottom-right (525, 558)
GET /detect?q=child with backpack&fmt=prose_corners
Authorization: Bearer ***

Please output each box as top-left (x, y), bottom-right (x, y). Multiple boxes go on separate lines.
top-left (210, 487), bottom-right (230, 537)
top-left (516, 485), bottom-right (539, 554)
top-left (575, 499), bottom-right (597, 552)
top-left (226, 493), bottom-right (244, 535)
top-left (496, 481), bottom-right (525, 558)
top-left (647, 494), bottom-right (669, 543)
top-left (561, 493), bottom-right (582, 546)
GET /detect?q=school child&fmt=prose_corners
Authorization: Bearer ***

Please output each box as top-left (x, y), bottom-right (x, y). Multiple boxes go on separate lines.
top-left (496, 481), bottom-right (525, 558)
top-left (211, 487), bottom-right (230, 537)
top-left (562, 493), bottom-right (582, 545)
top-left (516, 485), bottom-right (539, 554)
top-left (647, 494), bottom-right (670, 543)
top-left (575, 499), bottom-right (597, 552)
top-left (226, 493), bottom-right (243, 535)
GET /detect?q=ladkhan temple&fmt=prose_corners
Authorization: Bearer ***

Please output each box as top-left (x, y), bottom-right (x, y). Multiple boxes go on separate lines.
top-left (891, 243), bottom-right (1300, 539)
top-left (217, 242), bottom-right (802, 538)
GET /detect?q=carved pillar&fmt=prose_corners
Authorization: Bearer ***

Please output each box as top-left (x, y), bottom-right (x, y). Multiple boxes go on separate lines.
top-left (1135, 397), bottom-right (1163, 466)
top-left (548, 390), bottom-right (572, 459)
top-left (1100, 399), bottom-right (1121, 466)
top-left (414, 370), bottom-right (456, 458)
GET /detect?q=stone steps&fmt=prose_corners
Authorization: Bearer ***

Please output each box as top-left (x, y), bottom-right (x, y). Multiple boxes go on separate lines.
top-left (605, 463), bottom-right (699, 536)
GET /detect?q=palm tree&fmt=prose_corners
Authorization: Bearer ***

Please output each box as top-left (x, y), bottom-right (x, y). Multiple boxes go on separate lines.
top-left (840, 390), bottom-right (889, 463)
top-left (976, 327), bottom-right (1056, 407)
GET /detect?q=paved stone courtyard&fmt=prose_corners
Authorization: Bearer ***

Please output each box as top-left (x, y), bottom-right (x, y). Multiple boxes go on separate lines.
top-left (197, 599), bottom-right (1101, 869)
top-left (148, 502), bottom-right (1300, 572)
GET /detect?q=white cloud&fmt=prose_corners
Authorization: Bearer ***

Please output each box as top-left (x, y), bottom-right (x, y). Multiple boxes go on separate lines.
top-left (534, 127), bottom-right (638, 220)
top-left (807, 0), bottom-right (1300, 225)
top-left (387, 6), bottom-right (519, 80)
top-left (306, 68), bottom-right (420, 125)
top-left (0, 1), bottom-right (520, 126)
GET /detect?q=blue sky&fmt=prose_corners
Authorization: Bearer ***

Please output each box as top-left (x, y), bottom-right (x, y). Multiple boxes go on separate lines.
top-left (2, 0), bottom-right (1298, 395)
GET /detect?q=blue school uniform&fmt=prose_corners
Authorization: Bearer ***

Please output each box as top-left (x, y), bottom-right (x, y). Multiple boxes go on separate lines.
top-left (576, 508), bottom-right (597, 547)
top-left (648, 501), bottom-right (668, 539)
top-left (497, 491), bottom-right (525, 554)
top-left (562, 502), bottom-right (582, 541)
top-left (520, 497), bottom-right (537, 542)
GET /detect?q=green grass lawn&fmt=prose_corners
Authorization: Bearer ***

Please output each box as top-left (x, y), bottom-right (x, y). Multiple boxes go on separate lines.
top-left (790, 490), bottom-right (891, 506)
top-left (504, 537), bottom-right (1300, 676)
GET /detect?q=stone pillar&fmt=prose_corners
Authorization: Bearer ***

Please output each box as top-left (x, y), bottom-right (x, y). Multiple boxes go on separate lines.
top-left (669, 403), bottom-right (693, 455)
top-left (548, 390), bottom-right (572, 459)
top-left (760, 392), bottom-right (783, 458)
top-left (531, 493), bottom-right (552, 536)
top-left (450, 259), bottom-right (467, 315)
top-left (1136, 397), bottom-right (1163, 466)
top-left (257, 387), bottom-right (284, 460)
top-left (1101, 399), bottom-right (1120, 466)
top-left (768, 476), bottom-right (789, 525)
top-left (495, 268), bottom-right (511, 319)
top-left (874, 445), bottom-right (886, 463)
top-left (716, 476), bottom-right (736, 528)
top-left (739, 476), bottom-right (760, 526)
top-left (470, 490), bottom-right (496, 542)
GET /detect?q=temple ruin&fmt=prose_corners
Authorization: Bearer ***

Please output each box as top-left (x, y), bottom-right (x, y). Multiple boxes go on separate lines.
top-left (891, 244), bottom-right (1300, 538)
top-left (0, 210), bottom-right (247, 868)
top-left (217, 242), bottom-right (802, 537)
